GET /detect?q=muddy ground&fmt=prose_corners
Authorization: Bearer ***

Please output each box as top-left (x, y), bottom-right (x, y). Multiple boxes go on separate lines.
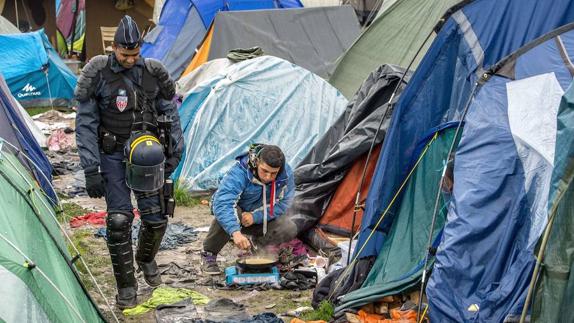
top-left (58, 174), bottom-right (313, 323)
top-left (40, 109), bottom-right (314, 322)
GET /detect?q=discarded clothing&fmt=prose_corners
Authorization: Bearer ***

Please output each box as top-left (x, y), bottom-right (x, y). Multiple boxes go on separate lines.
top-left (219, 282), bottom-right (279, 291)
top-left (349, 309), bottom-right (417, 323)
top-left (95, 221), bottom-right (197, 250)
top-left (203, 298), bottom-right (250, 322)
top-left (47, 150), bottom-right (81, 175)
top-left (71, 209), bottom-right (140, 228)
top-left (70, 211), bottom-right (107, 228)
top-left (47, 128), bottom-right (75, 151)
top-left (280, 272), bottom-right (316, 290)
top-left (160, 262), bottom-right (198, 287)
top-left (312, 256), bottom-right (375, 308)
top-left (194, 312), bottom-right (283, 323)
top-left (155, 299), bottom-right (200, 323)
top-left (226, 47), bottom-right (264, 62)
top-left (290, 319), bottom-right (326, 323)
top-left (266, 238), bottom-right (308, 258)
top-left (123, 287), bottom-right (210, 316)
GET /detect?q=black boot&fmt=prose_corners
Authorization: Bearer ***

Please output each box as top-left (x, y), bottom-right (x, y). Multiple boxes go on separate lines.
top-left (135, 219), bottom-right (168, 287)
top-left (107, 213), bottom-right (138, 309)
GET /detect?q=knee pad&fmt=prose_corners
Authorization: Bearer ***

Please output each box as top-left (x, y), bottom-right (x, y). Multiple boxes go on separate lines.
top-left (107, 212), bottom-right (133, 242)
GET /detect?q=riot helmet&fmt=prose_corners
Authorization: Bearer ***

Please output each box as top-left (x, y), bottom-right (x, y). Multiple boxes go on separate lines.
top-left (125, 132), bottom-right (165, 191)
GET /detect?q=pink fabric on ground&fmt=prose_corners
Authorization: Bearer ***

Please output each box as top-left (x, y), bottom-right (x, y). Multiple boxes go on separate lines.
top-left (69, 209), bottom-right (141, 228)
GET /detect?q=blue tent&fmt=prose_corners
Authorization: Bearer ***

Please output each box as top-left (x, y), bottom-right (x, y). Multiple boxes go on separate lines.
top-left (340, 0), bottom-right (574, 321)
top-left (0, 74), bottom-right (56, 203)
top-left (0, 30), bottom-right (77, 108)
top-left (141, 0), bottom-right (303, 78)
top-left (174, 56), bottom-right (347, 191)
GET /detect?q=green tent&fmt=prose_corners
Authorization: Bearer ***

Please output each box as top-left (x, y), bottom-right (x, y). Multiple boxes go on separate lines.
top-left (531, 82), bottom-right (574, 323)
top-left (0, 145), bottom-right (103, 322)
top-left (329, 0), bottom-right (461, 98)
top-left (338, 126), bottom-right (458, 309)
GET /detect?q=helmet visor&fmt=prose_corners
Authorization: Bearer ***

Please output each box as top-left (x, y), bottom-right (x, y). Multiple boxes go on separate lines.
top-left (126, 162), bottom-right (165, 192)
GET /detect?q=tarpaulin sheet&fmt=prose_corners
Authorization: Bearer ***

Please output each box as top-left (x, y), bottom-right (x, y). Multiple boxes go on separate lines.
top-left (174, 55), bottom-right (347, 191)
top-left (287, 65), bottom-right (409, 238)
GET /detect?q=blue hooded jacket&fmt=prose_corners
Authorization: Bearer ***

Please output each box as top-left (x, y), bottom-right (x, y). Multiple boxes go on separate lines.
top-left (212, 154), bottom-right (295, 235)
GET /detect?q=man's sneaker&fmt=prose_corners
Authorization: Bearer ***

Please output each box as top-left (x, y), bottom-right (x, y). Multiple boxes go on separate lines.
top-left (201, 251), bottom-right (221, 275)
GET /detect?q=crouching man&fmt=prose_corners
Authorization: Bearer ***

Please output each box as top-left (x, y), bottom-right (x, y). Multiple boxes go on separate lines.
top-left (201, 144), bottom-right (297, 274)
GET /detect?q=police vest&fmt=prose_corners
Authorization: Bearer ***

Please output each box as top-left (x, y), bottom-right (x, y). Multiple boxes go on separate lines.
top-left (100, 57), bottom-right (158, 143)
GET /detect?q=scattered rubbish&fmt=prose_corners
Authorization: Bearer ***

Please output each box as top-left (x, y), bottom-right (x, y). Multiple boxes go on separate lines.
top-left (155, 298), bottom-right (200, 323)
top-left (230, 290), bottom-right (260, 303)
top-left (280, 272), bottom-right (316, 290)
top-left (69, 211), bottom-right (107, 228)
top-left (95, 221), bottom-right (198, 250)
top-left (203, 298), bottom-right (250, 321)
top-left (265, 304), bottom-right (276, 309)
top-left (160, 262), bottom-right (198, 287)
top-left (284, 306), bottom-right (313, 317)
top-left (123, 287), bottom-right (209, 316)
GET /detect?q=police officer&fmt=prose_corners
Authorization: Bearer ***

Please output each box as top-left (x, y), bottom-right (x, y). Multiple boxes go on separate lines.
top-left (75, 15), bottom-right (183, 309)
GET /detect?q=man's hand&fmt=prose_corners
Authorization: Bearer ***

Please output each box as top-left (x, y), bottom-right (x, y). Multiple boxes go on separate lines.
top-left (241, 212), bottom-right (254, 227)
top-left (84, 169), bottom-right (105, 198)
top-left (232, 231), bottom-right (251, 250)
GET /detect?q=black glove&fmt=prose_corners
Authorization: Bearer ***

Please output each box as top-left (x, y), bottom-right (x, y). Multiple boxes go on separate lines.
top-left (84, 168), bottom-right (106, 198)
top-left (164, 157), bottom-right (180, 178)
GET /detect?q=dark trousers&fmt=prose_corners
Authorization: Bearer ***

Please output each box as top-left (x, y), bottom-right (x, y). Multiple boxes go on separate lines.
top-left (100, 151), bottom-right (164, 222)
top-left (203, 215), bottom-right (297, 255)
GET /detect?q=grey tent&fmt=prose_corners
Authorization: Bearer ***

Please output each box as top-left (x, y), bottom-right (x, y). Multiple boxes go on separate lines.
top-left (182, 6), bottom-right (361, 79)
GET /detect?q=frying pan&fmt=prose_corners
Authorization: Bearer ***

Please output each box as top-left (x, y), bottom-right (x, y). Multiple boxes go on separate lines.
top-left (236, 256), bottom-right (279, 271)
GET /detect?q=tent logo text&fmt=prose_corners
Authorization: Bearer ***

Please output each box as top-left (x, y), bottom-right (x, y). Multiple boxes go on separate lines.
top-left (18, 83), bottom-right (41, 98)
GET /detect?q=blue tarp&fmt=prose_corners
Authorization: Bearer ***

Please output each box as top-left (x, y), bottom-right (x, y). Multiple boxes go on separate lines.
top-left (174, 56), bottom-right (347, 191)
top-left (141, 0), bottom-right (302, 78)
top-left (0, 30), bottom-right (77, 108)
top-left (0, 75), bottom-right (56, 202)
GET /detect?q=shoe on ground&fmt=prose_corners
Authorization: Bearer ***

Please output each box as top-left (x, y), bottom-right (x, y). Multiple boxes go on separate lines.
top-left (116, 287), bottom-right (137, 309)
top-left (201, 251), bottom-right (221, 275)
top-left (137, 260), bottom-right (162, 288)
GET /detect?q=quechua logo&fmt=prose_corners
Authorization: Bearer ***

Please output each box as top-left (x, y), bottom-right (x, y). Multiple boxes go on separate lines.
top-left (17, 83), bottom-right (41, 98)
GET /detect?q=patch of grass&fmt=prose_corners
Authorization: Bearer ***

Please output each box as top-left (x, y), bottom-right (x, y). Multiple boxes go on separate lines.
top-left (273, 299), bottom-right (303, 315)
top-left (57, 202), bottom-right (90, 223)
top-left (300, 301), bottom-right (334, 321)
top-left (67, 229), bottom-right (111, 290)
top-left (174, 181), bottom-right (205, 207)
top-left (26, 107), bottom-right (51, 116)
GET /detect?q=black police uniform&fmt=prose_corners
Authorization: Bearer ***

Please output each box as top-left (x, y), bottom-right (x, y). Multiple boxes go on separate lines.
top-left (74, 16), bottom-right (183, 308)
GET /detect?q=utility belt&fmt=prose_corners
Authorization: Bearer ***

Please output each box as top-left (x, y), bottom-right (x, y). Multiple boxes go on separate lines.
top-left (100, 131), bottom-right (126, 154)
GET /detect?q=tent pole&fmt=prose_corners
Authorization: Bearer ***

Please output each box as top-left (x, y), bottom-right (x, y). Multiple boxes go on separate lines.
top-left (14, 0), bottom-right (19, 30)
